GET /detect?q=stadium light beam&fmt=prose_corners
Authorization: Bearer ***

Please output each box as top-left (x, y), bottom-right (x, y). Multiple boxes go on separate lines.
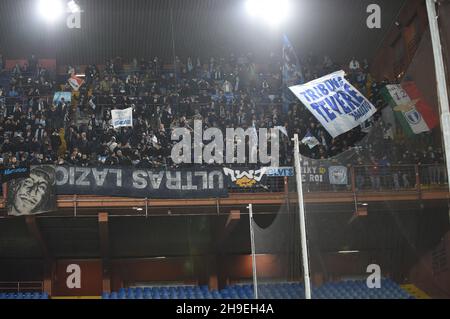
top-left (38, 0), bottom-right (64, 23)
top-left (245, 0), bottom-right (291, 28)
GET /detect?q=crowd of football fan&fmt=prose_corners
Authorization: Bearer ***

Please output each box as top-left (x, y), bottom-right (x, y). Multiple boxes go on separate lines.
top-left (0, 52), bottom-right (446, 187)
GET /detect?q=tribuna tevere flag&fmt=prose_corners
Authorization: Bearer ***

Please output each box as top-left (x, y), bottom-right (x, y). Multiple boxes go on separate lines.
top-left (382, 82), bottom-right (439, 136)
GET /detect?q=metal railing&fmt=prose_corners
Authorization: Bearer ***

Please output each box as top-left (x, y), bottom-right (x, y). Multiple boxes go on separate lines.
top-left (418, 164), bottom-right (449, 189)
top-left (227, 164), bottom-right (448, 194)
top-left (353, 165), bottom-right (418, 192)
top-left (299, 164), bottom-right (448, 193)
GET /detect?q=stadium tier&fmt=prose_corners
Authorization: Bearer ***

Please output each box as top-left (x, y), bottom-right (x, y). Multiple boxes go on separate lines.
top-left (0, 0), bottom-right (449, 301)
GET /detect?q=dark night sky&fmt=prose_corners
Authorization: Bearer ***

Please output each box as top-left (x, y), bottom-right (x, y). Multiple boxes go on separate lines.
top-left (0, 0), bottom-right (407, 65)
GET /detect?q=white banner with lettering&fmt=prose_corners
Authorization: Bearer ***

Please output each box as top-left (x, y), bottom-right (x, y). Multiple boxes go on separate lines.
top-left (111, 107), bottom-right (133, 129)
top-left (289, 70), bottom-right (376, 138)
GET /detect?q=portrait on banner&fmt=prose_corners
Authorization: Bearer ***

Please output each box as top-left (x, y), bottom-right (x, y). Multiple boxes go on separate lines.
top-left (7, 166), bottom-right (57, 216)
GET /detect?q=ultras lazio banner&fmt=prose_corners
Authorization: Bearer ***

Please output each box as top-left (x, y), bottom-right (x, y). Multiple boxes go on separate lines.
top-left (289, 70), bottom-right (376, 138)
top-left (55, 166), bottom-right (228, 199)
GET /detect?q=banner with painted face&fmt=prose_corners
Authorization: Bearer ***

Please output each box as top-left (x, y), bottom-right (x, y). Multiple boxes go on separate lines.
top-left (7, 166), bottom-right (57, 216)
top-left (289, 70), bottom-right (376, 138)
top-left (55, 166), bottom-right (227, 199)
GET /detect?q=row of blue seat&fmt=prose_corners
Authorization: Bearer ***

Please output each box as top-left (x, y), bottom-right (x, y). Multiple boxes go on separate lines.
top-left (103, 279), bottom-right (414, 299)
top-left (0, 292), bottom-right (49, 299)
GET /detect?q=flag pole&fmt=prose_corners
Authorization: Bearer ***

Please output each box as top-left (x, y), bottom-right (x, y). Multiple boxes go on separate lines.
top-left (293, 134), bottom-right (312, 299)
top-left (426, 0), bottom-right (450, 189)
top-left (247, 204), bottom-right (258, 299)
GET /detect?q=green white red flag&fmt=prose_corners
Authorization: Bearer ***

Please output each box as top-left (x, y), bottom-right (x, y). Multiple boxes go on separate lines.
top-left (382, 82), bottom-right (439, 136)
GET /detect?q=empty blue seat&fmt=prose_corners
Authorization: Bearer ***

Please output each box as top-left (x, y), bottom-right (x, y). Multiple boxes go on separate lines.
top-left (143, 293), bottom-right (151, 299)
top-left (103, 280), bottom-right (413, 300)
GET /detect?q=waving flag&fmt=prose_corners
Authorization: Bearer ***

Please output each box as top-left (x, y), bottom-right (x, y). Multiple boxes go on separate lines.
top-left (68, 75), bottom-right (84, 91)
top-left (282, 35), bottom-right (304, 113)
top-left (301, 131), bottom-right (320, 149)
top-left (289, 70), bottom-right (376, 138)
top-left (381, 82), bottom-right (438, 136)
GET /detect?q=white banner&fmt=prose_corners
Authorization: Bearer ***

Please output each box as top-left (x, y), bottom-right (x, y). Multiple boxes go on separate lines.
top-left (111, 108), bottom-right (133, 129)
top-left (289, 70), bottom-right (376, 138)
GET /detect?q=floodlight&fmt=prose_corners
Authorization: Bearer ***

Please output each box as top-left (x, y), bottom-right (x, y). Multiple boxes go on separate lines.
top-left (245, 0), bottom-right (290, 27)
top-left (68, 0), bottom-right (80, 13)
top-left (38, 0), bottom-right (64, 23)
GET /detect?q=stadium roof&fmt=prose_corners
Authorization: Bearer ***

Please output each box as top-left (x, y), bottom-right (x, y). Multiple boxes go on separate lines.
top-left (0, 0), bottom-right (407, 65)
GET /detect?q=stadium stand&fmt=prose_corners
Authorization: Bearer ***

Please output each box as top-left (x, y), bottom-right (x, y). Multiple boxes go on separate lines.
top-left (0, 0), bottom-right (448, 302)
top-left (102, 279), bottom-right (414, 299)
top-left (0, 51), bottom-right (445, 170)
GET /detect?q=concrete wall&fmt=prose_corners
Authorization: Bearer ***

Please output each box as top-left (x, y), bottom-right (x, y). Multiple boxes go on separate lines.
top-left (410, 232), bottom-right (450, 298)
